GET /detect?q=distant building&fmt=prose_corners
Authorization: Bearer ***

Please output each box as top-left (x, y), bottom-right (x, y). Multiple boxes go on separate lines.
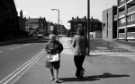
top-left (18, 10), bottom-right (28, 36)
top-left (102, 6), bottom-right (117, 40)
top-left (55, 24), bottom-right (68, 35)
top-left (25, 18), bottom-right (39, 36)
top-left (25, 17), bottom-right (68, 36)
top-left (117, 0), bottom-right (135, 39)
top-left (68, 17), bottom-right (102, 38)
top-left (47, 22), bottom-right (56, 35)
top-left (25, 17), bottom-right (47, 36)
top-left (68, 17), bottom-right (87, 36)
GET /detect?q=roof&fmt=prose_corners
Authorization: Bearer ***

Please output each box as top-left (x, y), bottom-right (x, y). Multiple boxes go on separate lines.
top-left (26, 18), bottom-right (39, 24)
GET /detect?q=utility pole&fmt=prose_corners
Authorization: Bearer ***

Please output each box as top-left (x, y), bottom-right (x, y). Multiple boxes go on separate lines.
top-left (87, 0), bottom-right (90, 55)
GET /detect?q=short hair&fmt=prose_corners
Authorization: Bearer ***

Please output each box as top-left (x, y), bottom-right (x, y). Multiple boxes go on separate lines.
top-left (76, 27), bottom-right (85, 35)
top-left (49, 34), bottom-right (56, 40)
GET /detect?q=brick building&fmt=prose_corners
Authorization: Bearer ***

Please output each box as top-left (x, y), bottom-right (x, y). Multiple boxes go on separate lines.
top-left (68, 17), bottom-right (87, 36)
top-left (68, 17), bottom-right (102, 37)
top-left (55, 24), bottom-right (68, 35)
top-left (25, 17), bottom-right (48, 37)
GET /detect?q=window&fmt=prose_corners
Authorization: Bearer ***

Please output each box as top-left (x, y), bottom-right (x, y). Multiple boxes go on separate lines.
top-left (119, 29), bottom-right (125, 33)
top-left (131, 14), bottom-right (135, 21)
top-left (127, 14), bottom-right (135, 23)
top-left (119, 18), bottom-right (126, 24)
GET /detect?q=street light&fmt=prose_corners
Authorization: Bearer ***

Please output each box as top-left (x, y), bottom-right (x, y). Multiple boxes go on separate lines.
top-left (51, 9), bottom-right (60, 34)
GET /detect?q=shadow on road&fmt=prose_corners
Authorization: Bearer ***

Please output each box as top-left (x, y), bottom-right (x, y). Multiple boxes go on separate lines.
top-left (60, 73), bottom-right (130, 83)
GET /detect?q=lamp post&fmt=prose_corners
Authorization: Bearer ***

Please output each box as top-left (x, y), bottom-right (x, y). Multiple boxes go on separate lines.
top-left (51, 9), bottom-right (60, 34)
top-left (87, 0), bottom-right (90, 55)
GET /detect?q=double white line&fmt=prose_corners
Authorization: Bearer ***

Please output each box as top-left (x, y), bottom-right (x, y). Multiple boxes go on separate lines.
top-left (0, 49), bottom-right (45, 84)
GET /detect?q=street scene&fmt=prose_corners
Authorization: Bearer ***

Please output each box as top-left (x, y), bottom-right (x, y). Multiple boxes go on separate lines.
top-left (1, 0), bottom-right (135, 84)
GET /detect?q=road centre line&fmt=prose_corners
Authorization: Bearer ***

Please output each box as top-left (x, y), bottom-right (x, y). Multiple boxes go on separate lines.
top-left (0, 49), bottom-right (44, 84)
top-left (9, 53), bottom-right (44, 84)
top-left (7, 52), bottom-right (43, 84)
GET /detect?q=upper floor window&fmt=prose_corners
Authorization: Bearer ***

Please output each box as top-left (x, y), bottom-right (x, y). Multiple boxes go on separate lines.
top-left (127, 14), bottom-right (135, 22)
top-left (119, 17), bottom-right (126, 25)
top-left (120, 0), bottom-right (124, 2)
top-left (118, 0), bottom-right (125, 5)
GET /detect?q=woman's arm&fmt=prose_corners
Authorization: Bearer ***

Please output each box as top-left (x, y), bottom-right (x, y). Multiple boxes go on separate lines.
top-left (72, 37), bottom-right (76, 48)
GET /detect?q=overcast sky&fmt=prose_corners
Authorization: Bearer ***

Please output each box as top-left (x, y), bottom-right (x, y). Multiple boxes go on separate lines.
top-left (15, 0), bottom-right (117, 29)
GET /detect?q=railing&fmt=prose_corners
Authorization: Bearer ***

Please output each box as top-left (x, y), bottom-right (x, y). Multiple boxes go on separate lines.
top-left (127, 0), bottom-right (133, 4)
top-left (118, 11), bottom-right (126, 18)
top-left (118, 33), bottom-right (126, 39)
top-left (118, 22), bottom-right (126, 27)
top-left (128, 5), bottom-right (135, 14)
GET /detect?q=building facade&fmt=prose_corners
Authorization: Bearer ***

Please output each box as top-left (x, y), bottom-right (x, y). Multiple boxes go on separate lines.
top-left (117, 0), bottom-right (135, 39)
top-left (102, 6), bottom-right (117, 40)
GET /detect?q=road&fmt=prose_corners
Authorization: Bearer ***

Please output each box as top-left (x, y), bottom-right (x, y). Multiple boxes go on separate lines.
top-left (13, 37), bottom-right (135, 84)
top-left (1, 37), bottom-right (135, 84)
top-left (0, 42), bottom-right (46, 84)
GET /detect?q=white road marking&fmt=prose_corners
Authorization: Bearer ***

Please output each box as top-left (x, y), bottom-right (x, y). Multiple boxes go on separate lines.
top-left (0, 49), bottom-right (44, 84)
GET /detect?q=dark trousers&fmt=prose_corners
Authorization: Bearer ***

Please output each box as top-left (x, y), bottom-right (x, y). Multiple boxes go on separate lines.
top-left (74, 55), bottom-right (85, 77)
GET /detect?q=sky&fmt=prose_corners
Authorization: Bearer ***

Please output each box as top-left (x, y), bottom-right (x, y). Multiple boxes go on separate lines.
top-left (15, 0), bottom-right (117, 29)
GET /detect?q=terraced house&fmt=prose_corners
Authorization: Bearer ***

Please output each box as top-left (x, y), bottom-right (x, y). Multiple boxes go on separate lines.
top-left (117, 0), bottom-right (135, 39)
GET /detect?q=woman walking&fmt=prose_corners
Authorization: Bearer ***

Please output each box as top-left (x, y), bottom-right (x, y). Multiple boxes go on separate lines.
top-left (45, 33), bottom-right (63, 83)
top-left (72, 27), bottom-right (89, 79)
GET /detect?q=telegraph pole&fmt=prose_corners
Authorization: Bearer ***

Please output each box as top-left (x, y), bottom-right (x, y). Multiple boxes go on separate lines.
top-left (87, 0), bottom-right (90, 55)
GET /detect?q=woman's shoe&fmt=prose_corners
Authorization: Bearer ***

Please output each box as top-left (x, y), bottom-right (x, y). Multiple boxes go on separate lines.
top-left (80, 69), bottom-right (85, 77)
top-left (50, 77), bottom-right (55, 81)
top-left (55, 79), bottom-right (63, 83)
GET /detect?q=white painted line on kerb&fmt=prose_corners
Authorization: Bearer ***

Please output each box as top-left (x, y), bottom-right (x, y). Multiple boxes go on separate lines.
top-left (0, 49), bottom-right (45, 84)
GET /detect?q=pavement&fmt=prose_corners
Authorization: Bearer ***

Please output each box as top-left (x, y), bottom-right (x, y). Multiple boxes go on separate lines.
top-left (10, 37), bottom-right (135, 84)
